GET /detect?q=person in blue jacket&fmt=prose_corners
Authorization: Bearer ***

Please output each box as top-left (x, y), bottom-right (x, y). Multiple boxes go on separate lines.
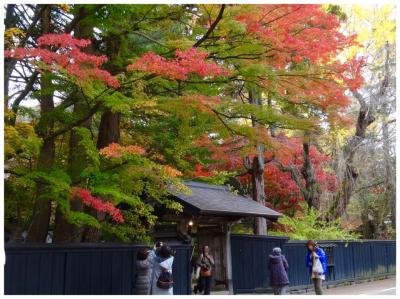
top-left (305, 240), bottom-right (327, 295)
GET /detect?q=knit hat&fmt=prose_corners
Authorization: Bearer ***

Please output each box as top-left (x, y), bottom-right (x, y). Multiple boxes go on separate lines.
top-left (272, 247), bottom-right (282, 255)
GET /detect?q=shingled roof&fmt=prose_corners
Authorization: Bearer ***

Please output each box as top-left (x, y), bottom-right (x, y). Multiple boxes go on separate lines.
top-left (171, 181), bottom-right (282, 219)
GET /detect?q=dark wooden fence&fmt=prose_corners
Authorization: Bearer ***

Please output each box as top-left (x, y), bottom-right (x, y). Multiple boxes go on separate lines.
top-left (4, 237), bottom-right (396, 295)
top-left (230, 234), bottom-right (289, 293)
top-left (4, 243), bottom-right (192, 295)
top-left (230, 234), bottom-right (396, 294)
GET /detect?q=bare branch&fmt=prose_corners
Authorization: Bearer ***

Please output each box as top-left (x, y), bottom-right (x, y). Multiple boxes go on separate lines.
top-left (193, 4), bottom-right (226, 47)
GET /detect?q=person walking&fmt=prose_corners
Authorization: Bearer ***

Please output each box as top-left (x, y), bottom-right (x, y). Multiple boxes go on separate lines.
top-left (150, 245), bottom-right (174, 295)
top-left (268, 247), bottom-right (289, 295)
top-left (196, 245), bottom-right (214, 295)
top-left (306, 240), bottom-right (327, 295)
top-left (135, 248), bottom-right (152, 295)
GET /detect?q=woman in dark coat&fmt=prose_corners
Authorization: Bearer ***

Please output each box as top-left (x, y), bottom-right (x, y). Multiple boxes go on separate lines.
top-left (135, 248), bottom-right (152, 295)
top-left (268, 247), bottom-right (289, 295)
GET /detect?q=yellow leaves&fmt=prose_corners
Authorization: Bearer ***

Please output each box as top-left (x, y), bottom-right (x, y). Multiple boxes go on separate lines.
top-left (343, 4), bottom-right (395, 56)
top-left (131, 99), bottom-right (167, 116)
top-left (5, 123), bottom-right (42, 159)
top-left (58, 4), bottom-right (71, 12)
top-left (327, 126), bottom-right (352, 147)
top-left (130, 99), bottom-right (156, 109)
top-left (5, 27), bottom-right (25, 39)
top-left (162, 165), bottom-right (182, 178)
top-left (4, 27), bottom-right (25, 48)
top-left (149, 152), bottom-right (166, 163)
top-left (165, 38), bottom-right (193, 49)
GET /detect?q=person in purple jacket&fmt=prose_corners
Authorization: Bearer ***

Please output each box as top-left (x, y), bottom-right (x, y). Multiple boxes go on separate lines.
top-left (268, 247), bottom-right (289, 295)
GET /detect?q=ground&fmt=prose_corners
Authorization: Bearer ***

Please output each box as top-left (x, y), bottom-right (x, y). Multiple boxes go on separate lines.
top-left (210, 277), bottom-right (396, 295)
top-left (301, 277), bottom-right (396, 295)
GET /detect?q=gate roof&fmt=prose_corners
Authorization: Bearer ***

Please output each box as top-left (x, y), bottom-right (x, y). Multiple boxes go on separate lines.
top-left (170, 181), bottom-right (282, 219)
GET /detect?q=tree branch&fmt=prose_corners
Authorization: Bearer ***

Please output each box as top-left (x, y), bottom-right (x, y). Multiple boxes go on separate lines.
top-left (354, 180), bottom-right (385, 194)
top-left (193, 4), bottom-right (226, 47)
top-left (11, 71), bottom-right (39, 115)
top-left (44, 102), bottom-right (101, 141)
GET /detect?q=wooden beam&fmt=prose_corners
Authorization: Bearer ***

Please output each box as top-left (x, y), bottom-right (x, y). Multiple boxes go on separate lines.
top-left (225, 221), bottom-right (240, 295)
top-left (162, 213), bottom-right (241, 224)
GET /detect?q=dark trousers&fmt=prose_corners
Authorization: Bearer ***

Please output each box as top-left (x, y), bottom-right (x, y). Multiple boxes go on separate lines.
top-left (272, 285), bottom-right (288, 295)
top-left (312, 278), bottom-right (323, 295)
top-left (198, 276), bottom-right (212, 295)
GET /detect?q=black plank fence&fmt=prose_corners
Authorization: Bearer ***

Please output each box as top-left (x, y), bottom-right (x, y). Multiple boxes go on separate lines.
top-left (230, 234), bottom-right (396, 294)
top-left (4, 243), bottom-right (192, 295)
top-left (4, 236), bottom-right (396, 295)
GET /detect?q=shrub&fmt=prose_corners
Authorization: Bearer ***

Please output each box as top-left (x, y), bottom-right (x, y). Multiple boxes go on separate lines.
top-left (270, 203), bottom-right (359, 240)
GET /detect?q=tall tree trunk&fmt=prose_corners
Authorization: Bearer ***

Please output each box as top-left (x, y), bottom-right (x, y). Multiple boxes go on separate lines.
top-left (82, 34), bottom-right (122, 242)
top-left (53, 101), bottom-right (92, 242)
top-left (4, 4), bottom-right (16, 116)
top-left (251, 147), bottom-right (267, 235)
top-left (328, 105), bottom-right (374, 220)
top-left (82, 110), bottom-right (120, 242)
top-left (301, 140), bottom-right (321, 209)
top-left (96, 110), bottom-right (121, 149)
top-left (246, 88), bottom-right (267, 235)
top-left (53, 7), bottom-right (94, 243)
top-left (26, 5), bottom-right (54, 242)
top-left (328, 43), bottom-right (390, 220)
top-left (381, 100), bottom-right (395, 232)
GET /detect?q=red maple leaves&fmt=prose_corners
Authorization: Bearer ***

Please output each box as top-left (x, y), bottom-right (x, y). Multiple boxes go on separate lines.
top-left (127, 48), bottom-right (229, 80)
top-left (193, 134), bottom-right (337, 214)
top-left (235, 4), bottom-right (365, 122)
top-left (5, 33), bottom-right (120, 88)
top-left (71, 187), bottom-right (124, 223)
top-left (99, 143), bottom-right (146, 159)
top-left (235, 5), bottom-right (355, 66)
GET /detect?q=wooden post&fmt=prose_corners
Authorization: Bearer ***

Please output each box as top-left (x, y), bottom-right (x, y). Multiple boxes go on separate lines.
top-left (177, 219), bottom-right (192, 243)
top-left (225, 222), bottom-right (234, 294)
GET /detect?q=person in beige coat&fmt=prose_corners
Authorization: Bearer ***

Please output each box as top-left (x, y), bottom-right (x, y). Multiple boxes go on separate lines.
top-left (195, 245), bottom-right (214, 295)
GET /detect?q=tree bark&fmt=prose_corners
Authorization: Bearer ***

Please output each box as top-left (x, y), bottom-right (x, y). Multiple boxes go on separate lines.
top-left (53, 7), bottom-right (94, 243)
top-left (96, 110), bottom-right (121, 149)
top-left (327, 106), bottom-right (373, 220)
top-left (82, 34), bottom-right (122, 242)
top-left (81, 110), bottom-right (121, 242)
top-left (247, 88), bottom-right (267, 235)
top-left (301, 140), bottom-right (321, 209)
top-left (26, 5), bottom-right (54, 242)
top-left (4, 4), bottom-right (16, 115)
top-left (53, 101), bottom-right (91, 243)
top-left (328, 43), bottom-right (390, 220)
top-left (381, 96), bottom-right (395, 231)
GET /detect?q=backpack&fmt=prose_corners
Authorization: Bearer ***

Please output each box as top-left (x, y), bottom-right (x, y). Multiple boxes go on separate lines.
top-left (157, 268), bottom-right (174, 289)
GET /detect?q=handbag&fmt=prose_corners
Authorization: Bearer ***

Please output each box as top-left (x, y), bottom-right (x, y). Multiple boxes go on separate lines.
top-left (200, 267), bottom-right (212, 277)
top-left (200, 255), bottom-right (212, 277)
top-left (157, 268), bottom-right (174, 289)
top-left (312, 255), bottom-right (324, 274)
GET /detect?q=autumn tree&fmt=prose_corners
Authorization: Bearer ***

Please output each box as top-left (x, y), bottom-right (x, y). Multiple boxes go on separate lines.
top-left (4, 5), bottom-right (171, 242)
top-left (4, 4), bottom-right (229, 243)
top-left (326, 5), bottom-right (396, 239)
top-left (184, 4), bottom-right (364, 234)
top-left (4, 4), bottom-right (391, 242)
